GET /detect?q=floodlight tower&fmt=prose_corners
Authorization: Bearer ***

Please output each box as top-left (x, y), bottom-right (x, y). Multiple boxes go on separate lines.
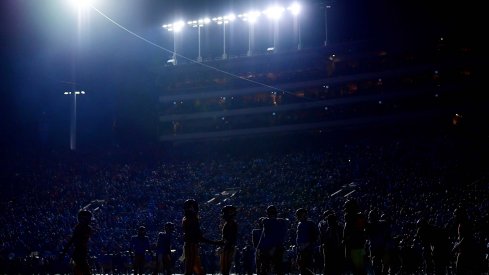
top-left (188, 18), bottom-right (211, 62)
top-left (288, 2), bottom-right (302, 50)
top-left (213, 14), bottom-right (235, 60)
top-left (324, 3), bottom-right (331, 46)
top-left (162, 20), bottom-right (184, 65)
top-left (239, 11), bottom-right (261, 56)
top-left (64, 90), bottom-right (86, 151)
top-left (264, 5), bottom-right (285, 53)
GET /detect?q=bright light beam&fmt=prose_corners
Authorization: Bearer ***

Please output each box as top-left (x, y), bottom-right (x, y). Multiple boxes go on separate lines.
top-left (238, 11), bottom-right (261, 23)
top-left (69, 0), bottom-right (94, 11)
top-left (288, 2), bottom-right (301, 16)
top-left (248, 11), bottom-right (261, 23)
top-left (224, 13), bottom-right (236, 21)
top-left (264, 5), bottom-right (285, 20)
top-left (172, 21), bottom-right (185, 32)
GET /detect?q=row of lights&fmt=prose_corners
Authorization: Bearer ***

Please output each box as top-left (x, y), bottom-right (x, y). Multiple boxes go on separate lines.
top-left (64, 91), bottom-right (86, 95)
top-left (162, 3), bottom-right (302, 32)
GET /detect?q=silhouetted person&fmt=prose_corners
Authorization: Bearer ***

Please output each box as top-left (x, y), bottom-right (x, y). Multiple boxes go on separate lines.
top-left (130, 225), bottom-right (150, 275)
top-left (322, 213), bottom-right (344, 275)
top-left (366, 209), bottom-right (392, 275)
top-left (257, 205), bottom-right (288, 275)
top-left (182, 199), bottom-right (220, 275)
top-left (61, 209), bottom-right (93, 275)
top-left (343, 199), bottom-right (367, 275)
top-left (416, 219), bottom-right (450, 275)
top-left (219, 205), bottom-right (238, 275)
top-left (154, 222), bottom-right (175, 275)
top-left (295, 208), bottom-right (318, 275)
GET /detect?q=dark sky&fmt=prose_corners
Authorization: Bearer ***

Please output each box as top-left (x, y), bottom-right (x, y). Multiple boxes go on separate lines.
top-left (0, 0), bottom-right (481, 151)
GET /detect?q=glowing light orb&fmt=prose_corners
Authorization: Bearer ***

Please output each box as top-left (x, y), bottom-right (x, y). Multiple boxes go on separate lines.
top-left (70, 0), bottom-right (94, 10)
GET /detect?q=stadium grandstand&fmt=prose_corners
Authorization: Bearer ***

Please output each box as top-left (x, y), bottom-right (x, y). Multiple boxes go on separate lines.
top-left (156, 38), bottom-right (481, 142)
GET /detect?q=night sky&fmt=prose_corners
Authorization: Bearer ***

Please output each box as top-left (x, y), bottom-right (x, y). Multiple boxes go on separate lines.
top-left (0, 0), bottom-right (481, 151)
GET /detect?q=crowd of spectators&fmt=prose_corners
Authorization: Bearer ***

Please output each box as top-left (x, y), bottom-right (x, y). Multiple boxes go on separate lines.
top-left (0, 125), bottom-right (488, 274)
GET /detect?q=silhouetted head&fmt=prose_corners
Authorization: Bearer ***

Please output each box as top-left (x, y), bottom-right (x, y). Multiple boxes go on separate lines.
top-left (344, 199), bottom-right (358, 214)
top-left (77, 209), bottom-right (92, 224)
top-left (266, 205), bottom-right (278, 217)
top-left (222, 205), bottom-right (237, 220)
top-left (138, 226), bottom-right (146, 236)
top-left (454, 206), bottom-right (468, 224)
top-left (164, 222), bottom-right (175, 233)
top-left (327, 213), bottom-right (338, 226)
top-left (322, 210), bottom-right (333, 219)
top-left (184, 199), bottom-right (199, 215)
top-left (295, 208), bottom-right (307, 221)
top-left (368, 209), bottom-right (380, 222)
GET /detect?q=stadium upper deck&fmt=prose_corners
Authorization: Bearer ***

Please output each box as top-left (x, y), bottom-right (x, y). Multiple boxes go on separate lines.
top-left (156, 40), bottom-right (479, 141)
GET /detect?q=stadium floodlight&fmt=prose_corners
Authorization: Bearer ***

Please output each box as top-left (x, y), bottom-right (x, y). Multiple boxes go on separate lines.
top-left (264, 5), bottom-right (285, 20)
top-left (287, 2), bottom-right (301, 16)
top-left (224, 13), bottom-right (236, 22)
top-left (264, 5), bottom-right (285, 53)
top-left (172, 20), bottom-right (185, 32)
top-left (324, 3), bottom-right (331, 46)
top-left (213, 14), bottom-right (235, 59)
top-left (238, 11), bottom-right (261, 56)
top-left (64, 90), bottom-right (86, 151)
top-left (69, 0), bottom-right (93, 11)
top-left (162, 20), bottom-right (185, 65)
top-left (288, 2), bottom-right (302, 50)
top-left (187, 18), bottom-right (211, 62)
top-left (248, 11), bottom-right (261, 23)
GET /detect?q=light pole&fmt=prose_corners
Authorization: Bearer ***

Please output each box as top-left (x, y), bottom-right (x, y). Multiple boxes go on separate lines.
top-left (162, 20), bottom-right (184, 65)
top-left (239, 11), bottom-right (260, 56)
top-left (288, 2), bottom-right (302, 50)
top-left (64, 90), bottom-right (85, 151)
top-left (213, 14), bottom-right (235, 60)
top-left (188, 18), bottom-right (210, 62)
top-left (264, 5), bottom-right (285, 53)
top-left (324, 3), bottom-right (331, 46)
